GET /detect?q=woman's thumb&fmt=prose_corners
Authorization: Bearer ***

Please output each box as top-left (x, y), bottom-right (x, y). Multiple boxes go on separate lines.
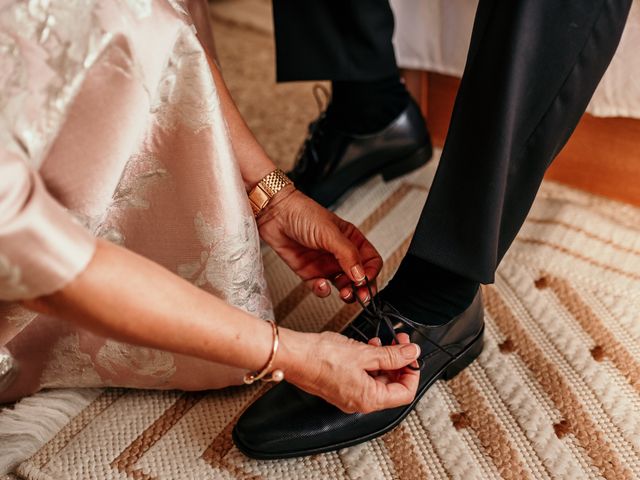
top-left (374, 343), bottom-right (421, 370)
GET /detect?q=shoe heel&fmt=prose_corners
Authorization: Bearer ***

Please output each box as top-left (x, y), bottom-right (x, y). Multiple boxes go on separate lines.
top-left (442, 330), bottom-right (484, 381)
top-left (381, 144), bottom-right (432, 181)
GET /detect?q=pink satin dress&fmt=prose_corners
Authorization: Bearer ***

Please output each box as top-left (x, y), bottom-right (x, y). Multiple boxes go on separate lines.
top-left (0, 0), bottom-right (273, 401)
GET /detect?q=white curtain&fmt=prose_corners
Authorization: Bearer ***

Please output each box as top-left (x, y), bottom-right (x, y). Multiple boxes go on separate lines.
top-left (390, 0), bottom-right (640, 118)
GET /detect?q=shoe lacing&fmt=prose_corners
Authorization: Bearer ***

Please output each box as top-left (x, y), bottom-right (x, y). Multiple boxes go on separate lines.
top-left (345, 279), bottom-right (455, 370)
top-left (290, 84), bottom-right (331, 177)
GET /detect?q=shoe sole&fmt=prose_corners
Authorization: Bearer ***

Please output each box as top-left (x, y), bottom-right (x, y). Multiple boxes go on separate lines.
top-left (232, 324), bottom-right (485, 460)
top-left (310, 143), bottom-right (433, 208)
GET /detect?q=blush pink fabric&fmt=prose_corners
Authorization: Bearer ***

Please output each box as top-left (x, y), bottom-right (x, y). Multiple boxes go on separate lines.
top-left (0, 0), bottom-right (273, 397)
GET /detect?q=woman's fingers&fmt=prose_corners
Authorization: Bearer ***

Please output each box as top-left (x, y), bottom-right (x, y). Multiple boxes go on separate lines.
top-left (320, 218), bottom-right (382, 287)
top-left (341, 222), bottom-right (383, 282)
top-left (318, 222), bottom-right (367, 286)
top-left (373, 372), bottom-right (420, 408)
top-left (295, 213), bottom-right (381, 304)
top-left (334, 275), bottom-right (377, 304)
top-left (367, 337), bottom-right (382, 377)
top-left (333, 271), bottom-right (374, 304)
top-left (351, 280), bottom-right (377, 304)
top-left (363, 334), bottom-right (420, 410)
top-left (332, 274), bottom-right (356, 302)
top-left (365, 341), bottom-right (421, 371)
top-left (395, 332), bottom-right (420, 370)
top-left (332, 272), bottom-right (350, 289)
top-left (309, 278), bottom-right (332, 298)
top-left (352, 369), bottom-right (418, 413)
top-left (339, 287), bottom-right (356, 303)
top-left (290, 329), bottom-right (420, 414)
top-left (332, 224), bottom-right (381, 302)
top-left (313, 275), bottom-right (373, 304)
top-left (310, 277), bottom-right (372, 302)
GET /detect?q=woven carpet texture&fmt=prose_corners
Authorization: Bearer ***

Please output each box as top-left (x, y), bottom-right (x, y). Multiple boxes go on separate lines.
top-left (8, 3), bottom-right (640, 479)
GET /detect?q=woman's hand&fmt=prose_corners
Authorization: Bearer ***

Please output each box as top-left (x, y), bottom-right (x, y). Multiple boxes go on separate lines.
top-left (257, 186), bottom-right (383, 303)
top-left (278, 328), bottom-right (421, 413)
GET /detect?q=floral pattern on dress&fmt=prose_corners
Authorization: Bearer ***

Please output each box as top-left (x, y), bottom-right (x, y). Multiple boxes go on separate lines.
top-left (1, 0), bottom-right (274, 395)
top-left (150, 26), bottom-right (220, 134)
top-left (96, 340), bottom-right (177, 384)
top-left (178, 213), bottom-right (273, 320)
top-left (0, 0), bottom-right (109, 168)
top-left (0, 255), bottom-right (27, 300)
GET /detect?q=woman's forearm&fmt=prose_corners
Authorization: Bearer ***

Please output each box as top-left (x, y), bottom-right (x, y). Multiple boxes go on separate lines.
top-left (18, 242), bottom-right (418, 413)
top-left (206, 56), bottom-right (277, 189)
top-left (23, 239), bottom-right (306, 374)
top-left (185, 0), bottom-right (217, 59)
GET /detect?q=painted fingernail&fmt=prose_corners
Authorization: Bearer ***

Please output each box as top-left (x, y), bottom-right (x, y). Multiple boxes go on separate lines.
top-left (318, 279), bottom-right (328, 290)
top-left (341, 290), bottom-right (353, 300)
top-left (351, 265), bottom-right (365, 285)
top-left (401, 344), bottom-right (420, 359)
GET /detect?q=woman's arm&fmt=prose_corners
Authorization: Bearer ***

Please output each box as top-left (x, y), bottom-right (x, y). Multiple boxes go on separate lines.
top-left (25, 239), bottom-right (285, 374)
top-left (24, 239), bottom-right (421, 413)
top-left (184, 3), bottom-right (268, 189)
top-left (206, 56), bottom-right (280, 190)
top-left (185, 0), bottom-right (218, 59)
top-left (205, 56), bottom-right (382, 299)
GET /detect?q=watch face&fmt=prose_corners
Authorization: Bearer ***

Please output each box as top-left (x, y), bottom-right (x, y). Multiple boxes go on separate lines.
top-left (249, 170), bottom-right (291, 216)
top-left (249, 183), bottom-right (271, 216)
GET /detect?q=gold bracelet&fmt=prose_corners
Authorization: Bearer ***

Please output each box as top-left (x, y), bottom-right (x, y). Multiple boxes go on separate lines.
top-left (247, 169), bottom-right (293, 217)
top-left (243, 320), bottom-right (284, 384)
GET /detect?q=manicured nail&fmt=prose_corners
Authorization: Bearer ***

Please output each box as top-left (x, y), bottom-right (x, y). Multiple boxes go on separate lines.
top-left (351, 265), bottom-right (365, 285)
top-left (341, 290), bottom-right (353, 300)
top-left (401, 344), bottom-right (420, 359)
top-left (318, 279), bottom-right (328, 290)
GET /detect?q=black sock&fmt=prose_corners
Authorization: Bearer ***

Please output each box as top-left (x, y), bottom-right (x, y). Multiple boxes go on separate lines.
top-left (325, 75), bottom-right (410, 134)
top-left (380, 254), bottom-right (480, 325)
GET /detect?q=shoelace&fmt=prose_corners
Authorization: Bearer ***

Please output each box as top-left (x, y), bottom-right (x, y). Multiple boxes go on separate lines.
top-left (290, 84), bottom-right (331, 176)
top-left (345, 279), bottom-right (455, 370)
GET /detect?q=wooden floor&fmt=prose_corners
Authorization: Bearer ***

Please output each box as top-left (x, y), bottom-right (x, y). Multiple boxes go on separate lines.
top-left (402, 70), bottom-right (640, 207)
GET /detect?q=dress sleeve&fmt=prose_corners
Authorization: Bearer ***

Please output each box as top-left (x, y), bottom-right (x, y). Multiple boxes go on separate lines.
top-left (0, 149), bottom-right (96, 301)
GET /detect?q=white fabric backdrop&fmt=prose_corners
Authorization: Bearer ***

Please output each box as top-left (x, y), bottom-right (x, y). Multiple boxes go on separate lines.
top-left (390, 0), bottom-right (640, 118)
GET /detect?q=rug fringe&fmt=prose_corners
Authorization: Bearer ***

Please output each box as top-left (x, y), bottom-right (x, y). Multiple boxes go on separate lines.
top-left (0, 389), bottom-right (101, 475)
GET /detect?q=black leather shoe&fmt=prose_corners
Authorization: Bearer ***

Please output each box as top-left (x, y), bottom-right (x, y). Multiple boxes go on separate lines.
top-left (233, 289), bottom-right (484, 459)
top-left (288, 97), bottom-right (433, 207)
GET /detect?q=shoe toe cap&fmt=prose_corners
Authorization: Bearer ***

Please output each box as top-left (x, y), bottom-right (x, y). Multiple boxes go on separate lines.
top-left (233, 381), bottom-right (404, 459)
top-left (233, 382), bottom-right (356, 458)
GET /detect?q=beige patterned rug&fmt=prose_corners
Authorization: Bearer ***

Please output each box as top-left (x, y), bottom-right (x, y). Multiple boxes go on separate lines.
top-left (4, 4), bottom-right (640, 479)
top-left (7, 156), bottom-right (640, 479)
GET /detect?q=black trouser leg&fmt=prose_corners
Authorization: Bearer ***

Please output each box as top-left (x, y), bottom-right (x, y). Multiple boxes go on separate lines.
top-left (272, 0), bottom-right (398, 82)
top-left (408, 0), bottom-right (632, 284)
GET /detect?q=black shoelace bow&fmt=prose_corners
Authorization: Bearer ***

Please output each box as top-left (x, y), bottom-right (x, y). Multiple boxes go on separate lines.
top-left (290, 85), bottom-right (331, 177)
top-left (346, 279), bottom-right (455, 371)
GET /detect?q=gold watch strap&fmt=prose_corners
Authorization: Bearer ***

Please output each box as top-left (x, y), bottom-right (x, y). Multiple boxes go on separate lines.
top-left (248, 169), bottom-right (293, 216)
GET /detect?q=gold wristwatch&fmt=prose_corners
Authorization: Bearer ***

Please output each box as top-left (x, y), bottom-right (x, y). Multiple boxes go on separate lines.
top-left (248, 168), bottom-right (293, 217)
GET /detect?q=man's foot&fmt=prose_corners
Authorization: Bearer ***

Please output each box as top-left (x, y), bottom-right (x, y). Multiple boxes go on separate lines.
top-left (381, 254), bottom-right (481, 325)
top-left (288, 90), bottom-right (433, 207)
top-left (232, 288), bottom-right (484, 459)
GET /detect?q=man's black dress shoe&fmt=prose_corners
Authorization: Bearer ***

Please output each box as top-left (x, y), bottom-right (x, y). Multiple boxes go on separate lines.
top-left (233, 289), bottom-right (484, 459)
top-left (288, 98), bottom-right (433, 207)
